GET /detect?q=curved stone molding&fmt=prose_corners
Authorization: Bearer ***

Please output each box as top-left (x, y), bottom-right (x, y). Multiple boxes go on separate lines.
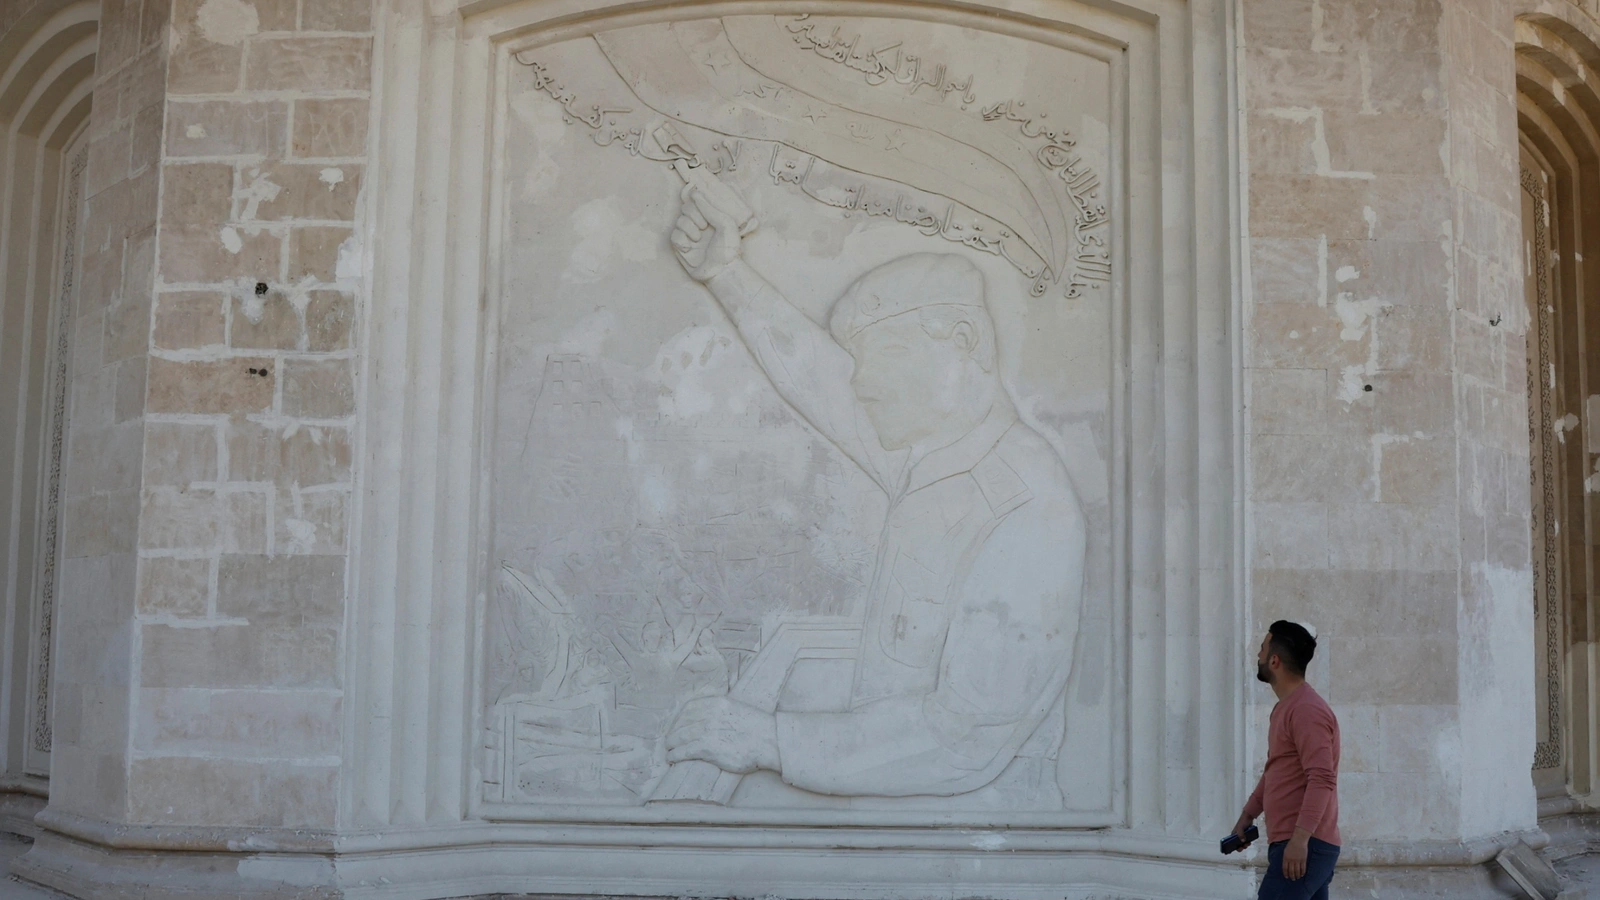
top-left (0, 0), bottom-right (98, 793)
top-left (1514, 0), bottom-right (1600, 808)
top-left (30, 140), bottom-right (86, 759)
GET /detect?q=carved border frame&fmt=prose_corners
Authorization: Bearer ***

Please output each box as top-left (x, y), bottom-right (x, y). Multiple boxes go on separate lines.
top-left (347, 0), bottom-right (1240, 866)
top-left (25, 139), bottom-right (87, 767)
top-left (1522, 164), bottom-right (1563, 772)
top-left (482, 5), bottom-right (1128, 828)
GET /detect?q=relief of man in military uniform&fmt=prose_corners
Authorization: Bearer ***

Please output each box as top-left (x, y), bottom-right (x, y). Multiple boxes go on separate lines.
top-left (659, 184), bottom-right (1087, 804)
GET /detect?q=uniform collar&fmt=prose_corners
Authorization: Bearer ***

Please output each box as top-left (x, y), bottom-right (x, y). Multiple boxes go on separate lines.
top-left (901, 400), bottom-right (1019, 497)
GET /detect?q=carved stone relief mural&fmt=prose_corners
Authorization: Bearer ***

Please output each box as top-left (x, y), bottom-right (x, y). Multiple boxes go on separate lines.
top-left (485, 14), bottom-right (1118, 815)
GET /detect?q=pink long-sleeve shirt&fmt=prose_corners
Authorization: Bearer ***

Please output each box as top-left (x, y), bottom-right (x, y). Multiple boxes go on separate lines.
top-left (1243, 683), bottom-right (1340, 846)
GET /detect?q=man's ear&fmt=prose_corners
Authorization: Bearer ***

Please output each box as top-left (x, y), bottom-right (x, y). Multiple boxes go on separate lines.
top-left (951, 320), bottom-right (977, 355)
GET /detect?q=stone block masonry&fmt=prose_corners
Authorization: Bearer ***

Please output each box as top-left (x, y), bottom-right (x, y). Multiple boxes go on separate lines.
top-left (40, 0), bottom-right (372, 838)
top-left (131, 0), bottom-right (371, 829)
top-left (1240, 0), bottom-right (1538, 872)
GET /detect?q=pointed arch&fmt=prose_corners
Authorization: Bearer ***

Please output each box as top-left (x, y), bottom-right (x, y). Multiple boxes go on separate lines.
top-left (0, 0), bottom-right (98, 832)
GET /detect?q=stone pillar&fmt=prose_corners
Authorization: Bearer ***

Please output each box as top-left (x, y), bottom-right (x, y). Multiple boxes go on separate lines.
top-left (19, 0), bottom-right (373, 892)
top-left (1442, 0), bottom-right (1540, 848)
top-left (43, 0), bottom-right (167, 829)
top-left (1241, 0), bottom-right (1537, 888)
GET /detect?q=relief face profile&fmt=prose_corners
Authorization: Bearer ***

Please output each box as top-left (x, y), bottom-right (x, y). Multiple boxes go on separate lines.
top-left (486, 13), bottom-right (1114, 815)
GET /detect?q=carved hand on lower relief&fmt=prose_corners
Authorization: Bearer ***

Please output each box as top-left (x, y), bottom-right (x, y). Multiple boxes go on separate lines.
top-left (666, 694), bottom-right (781, 775)
top-left (671, 184), bottom-right (746, 283)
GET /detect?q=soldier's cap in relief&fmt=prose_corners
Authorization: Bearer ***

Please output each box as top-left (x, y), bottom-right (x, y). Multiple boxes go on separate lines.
top-left (829, 253), bottom-right (990, 343)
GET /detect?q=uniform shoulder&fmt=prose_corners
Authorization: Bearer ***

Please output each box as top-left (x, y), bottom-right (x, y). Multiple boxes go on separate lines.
top-left (978, 425), bottom-right (1085, 548)
top-left (992, 424), bottom-right (1079, 505)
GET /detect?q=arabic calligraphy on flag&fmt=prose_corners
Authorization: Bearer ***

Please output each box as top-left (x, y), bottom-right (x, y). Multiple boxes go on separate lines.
top-left (514, 15), bottom-right (1112, 299)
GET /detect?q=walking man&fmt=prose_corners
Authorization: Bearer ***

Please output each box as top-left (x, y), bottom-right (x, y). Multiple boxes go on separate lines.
top-left (1233, 621), bottom-right (1341, 899)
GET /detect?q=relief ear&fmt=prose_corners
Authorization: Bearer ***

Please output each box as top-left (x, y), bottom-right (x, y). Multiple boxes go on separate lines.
top-left (950, 320), bottom-right (977, 355)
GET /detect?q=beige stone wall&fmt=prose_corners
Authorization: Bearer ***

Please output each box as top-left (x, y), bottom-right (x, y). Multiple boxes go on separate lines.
top-left (1242, 0), bottom-right (1536, 844)
top-left (130, 0), bottom-right (371, 827)
top-left (48, 0), bottom-right (372, 830)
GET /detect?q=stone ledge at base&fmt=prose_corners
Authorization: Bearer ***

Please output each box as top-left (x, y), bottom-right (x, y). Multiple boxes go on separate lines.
top-left (1, 815), bottom-right (1561, 900)
top-left (0, 783), bottom-right (47, 843)
top-left (1540, 808), bottom-right (1600, 863)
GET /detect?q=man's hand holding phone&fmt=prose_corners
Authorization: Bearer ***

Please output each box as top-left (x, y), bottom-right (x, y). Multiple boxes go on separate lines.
top-left (1222, 814), bottom-right (1259, 855)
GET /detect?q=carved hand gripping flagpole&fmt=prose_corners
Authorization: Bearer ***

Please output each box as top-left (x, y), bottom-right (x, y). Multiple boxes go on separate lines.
top-left (652, 123), bottom-right (759, 238)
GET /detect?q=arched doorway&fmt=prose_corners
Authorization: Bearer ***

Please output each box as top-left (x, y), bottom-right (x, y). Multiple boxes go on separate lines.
top-left (1515, 8), bottom-right (1600, 826)
top-left (0, 0), bottom-right (98, 833)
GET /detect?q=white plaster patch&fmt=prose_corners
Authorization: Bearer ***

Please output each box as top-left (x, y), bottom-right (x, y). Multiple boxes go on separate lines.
top-left (194, 0), bottom-right (259, 46)
top-left (968, 832), bottom-right (1007, 851)
top-left (238, 288), bottom-right (265, 323)
top-left (1459, 561), bottom-right (1537, 833)
top-left (1335, 364), bottom-right (1369, 404)
top-left (319, 167), bottom-right (346, 189)
top-left (185, 124), bottom-right (207, 139)
top-left (1556, 413), bottom-right (1579, 445)
top-left (512, 93), bottom-right (571, 201)
top-left (281, 518), bottom-right (318, 554)
top-left (219, 226), bottom-right (243, 254)
top-left (1363, 207), bottom-right (1377, 239)
top-left (1335, 265), bottom-right (1360, 283)
top-left (1369, 432), bottom-right (1411, 502)
top-left (1316, 235), bottom-right (1329, 307)
top-left (562, 197), bottom-right (660, 283)
top-left (1333, 293), bottom-right (1384, 342)
top-left (335, 236), bottom-right (363, 281)
top-left (236, 169), bottom-right (283, 221)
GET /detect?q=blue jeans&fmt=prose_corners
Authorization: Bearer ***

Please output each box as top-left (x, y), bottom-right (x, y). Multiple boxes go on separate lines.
top-left (1257, 837), bottom-right (1339, 900)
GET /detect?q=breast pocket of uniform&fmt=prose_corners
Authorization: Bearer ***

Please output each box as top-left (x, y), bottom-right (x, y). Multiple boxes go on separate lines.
top-left (879, 551), bottom-right (950, 669)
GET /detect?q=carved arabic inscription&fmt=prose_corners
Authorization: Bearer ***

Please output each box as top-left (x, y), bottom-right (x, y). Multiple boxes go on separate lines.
top-left (513, 13), bottom-right (1112, 299)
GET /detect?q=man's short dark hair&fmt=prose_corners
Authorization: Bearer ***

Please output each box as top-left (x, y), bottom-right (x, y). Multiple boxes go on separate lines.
top-left (1268, 620), bottom-right (1317, 675)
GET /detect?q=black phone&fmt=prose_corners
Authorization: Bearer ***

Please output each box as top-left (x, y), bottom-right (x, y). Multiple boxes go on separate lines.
top-left (1220, 825), bottom-right (1259, 855)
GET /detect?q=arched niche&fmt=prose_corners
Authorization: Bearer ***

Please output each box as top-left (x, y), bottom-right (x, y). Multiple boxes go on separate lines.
top-left (0, 0), bottom-right (98, 834)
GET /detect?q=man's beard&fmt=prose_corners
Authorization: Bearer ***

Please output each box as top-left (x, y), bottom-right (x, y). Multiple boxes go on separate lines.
top-left (1256, 662), bottom-right (1273, 684)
